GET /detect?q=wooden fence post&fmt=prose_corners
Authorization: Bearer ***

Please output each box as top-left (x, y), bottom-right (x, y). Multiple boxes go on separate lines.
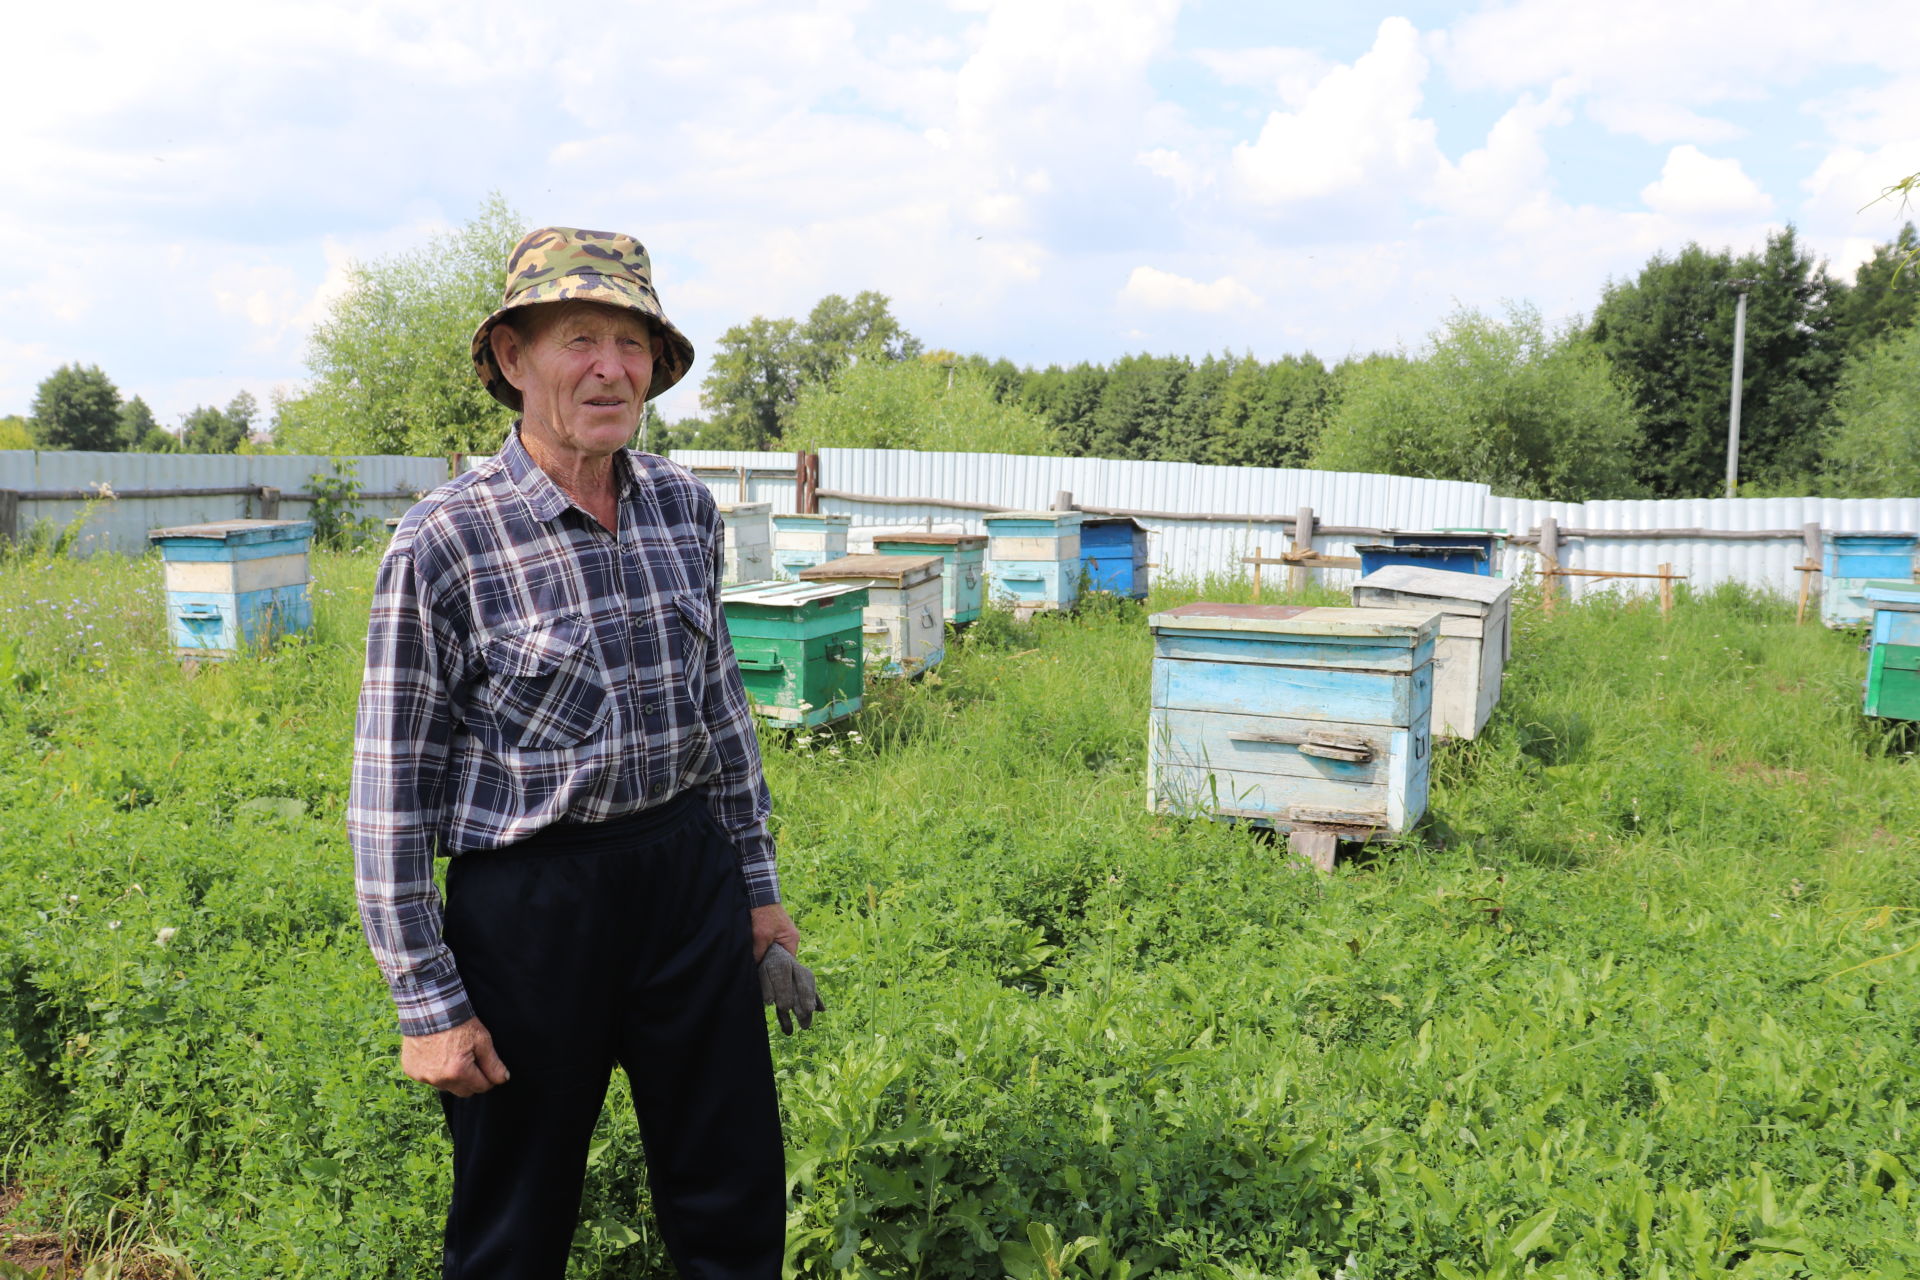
top-left (1051, 490), bottom-right (1074, 512)
top-left (1797, 521), bottom-right (1821, 625)
top-left (257, 486), bottom-right (281, 520)
top-left (1658, 563), bottom-right (1674, 616)
top-left (1539, 517), bottom-right (1560, 615)
top-left (0, 490), bottom-right (17, 545)
top-left (448, 452), bottom-right (466, 479)
top-left (1252, 545), bottom-right (1263, 602)
top-left (1290, 506), bottom-right (1315, 592)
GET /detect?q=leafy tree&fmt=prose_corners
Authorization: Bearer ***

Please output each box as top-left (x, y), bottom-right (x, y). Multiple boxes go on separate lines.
top-left (0, 415), bottom-right (32, 450)
top-left (275, 195), bottom-right (524, 455)
top-left (697, 316), bottom-right (802, 449)
top-left (1828, 224), bottom-right (1920, 357)
top-left (29, 364), bottom-right (122, 451)
top-left (1820, 316), bottom-right (1920, 496)
top-left (181, 405), bottom-right (245, 453)
top-left (1590, 227), bottom-right (1844, 496)
top-left (785, 358), bottom-right (1060, 456)
top-left (698, 292), bottom-right (921, 449)
top-left (1020, 363), bottom-right (1108, 454)
top-left (119, 396), bottom-right (160, 450)
top-left (1202, 354), bottom-right (1336, 469)
top-left (1086, 354), bottom-right (1187, 460)
top-left (1312, 303), bottom-right (1643, 500)
top-left (793, 291), bottom-right (922, 384)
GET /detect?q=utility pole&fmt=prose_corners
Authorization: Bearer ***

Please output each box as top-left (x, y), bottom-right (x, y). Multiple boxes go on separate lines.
top-left (1725, 278), bottom-right (1757, 499)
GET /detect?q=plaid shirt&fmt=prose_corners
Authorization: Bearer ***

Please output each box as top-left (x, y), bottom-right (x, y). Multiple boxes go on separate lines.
top-left (347, 428), bottom-right (777, 1036)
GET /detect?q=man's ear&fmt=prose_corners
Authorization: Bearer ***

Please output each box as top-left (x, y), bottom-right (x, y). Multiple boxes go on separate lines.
top-left (490, 322), bottom-right (528, 391)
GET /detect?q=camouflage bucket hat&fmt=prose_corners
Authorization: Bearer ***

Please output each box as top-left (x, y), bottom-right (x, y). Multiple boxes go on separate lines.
top-left (471, 226), bottom-right (697, 411)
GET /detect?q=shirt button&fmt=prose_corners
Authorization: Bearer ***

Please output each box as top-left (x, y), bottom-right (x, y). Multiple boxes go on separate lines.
top-left (644, 701), bottom-right (661, 716)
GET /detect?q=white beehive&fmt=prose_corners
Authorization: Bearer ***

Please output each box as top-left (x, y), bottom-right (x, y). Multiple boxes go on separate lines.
top-left (1350, 565), bottom-right (1513, 741)
top-left (717, 501), bottom-right (773, 585)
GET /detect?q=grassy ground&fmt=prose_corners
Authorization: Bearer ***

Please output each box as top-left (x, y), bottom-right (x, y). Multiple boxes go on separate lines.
top-left (0, 545), bottom-right (1914, 1278)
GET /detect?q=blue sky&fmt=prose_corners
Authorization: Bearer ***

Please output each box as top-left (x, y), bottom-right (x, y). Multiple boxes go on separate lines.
top-left (3, 0), bottom-right (1917, 432)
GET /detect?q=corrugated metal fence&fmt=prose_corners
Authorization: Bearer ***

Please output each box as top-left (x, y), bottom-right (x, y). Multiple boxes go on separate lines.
top-left (0, 450), bottom-right (449, 555)
top-left (676, 448), bottom-right (1920, 600)
top-left (10, 445), bottom-right (1916, 600)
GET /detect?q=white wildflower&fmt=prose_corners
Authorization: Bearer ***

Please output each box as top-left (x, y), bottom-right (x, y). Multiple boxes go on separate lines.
top-left (107, 920), bottom-right (122, 930)
top-left (155, 927), bottom-right (177, 946)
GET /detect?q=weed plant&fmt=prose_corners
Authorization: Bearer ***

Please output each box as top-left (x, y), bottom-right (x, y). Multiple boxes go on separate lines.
top-left (0, 553), bottom-right (1914, 1278)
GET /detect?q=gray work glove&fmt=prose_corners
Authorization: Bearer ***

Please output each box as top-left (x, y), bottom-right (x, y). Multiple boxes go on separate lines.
top-left (758, 942), bottom-right (824, 1035)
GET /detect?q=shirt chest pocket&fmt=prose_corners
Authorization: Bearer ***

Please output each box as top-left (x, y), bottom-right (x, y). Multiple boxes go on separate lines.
top-left (671, 591), bottom-right (713, 707)
top-left (476, 614), bottom-right (610, 751)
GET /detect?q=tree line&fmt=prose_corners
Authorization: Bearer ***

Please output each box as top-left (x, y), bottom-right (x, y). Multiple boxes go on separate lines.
top-left (12, 198), bottom-right (1918, 500)
top-left (5, 364), bottom-right (265, 457)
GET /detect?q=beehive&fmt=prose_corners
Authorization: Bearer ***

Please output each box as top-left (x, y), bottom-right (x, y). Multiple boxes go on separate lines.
top-left (1147, 603), bottom-right (1438, 844)
top-left (147, 519), bottom-right (315, 658)
top-left (984, 511), bottom-right (1084, 618)
top-left (870, 532), bottom-right (987, 624)
top-left (717, 501), bottom-right (773, 585)
top-left (1351, 565), bottom-right (1512, 740)
top-left (771, 513), bottom-right (851, 581)
top-left (1080, 517), bottom-right (1149, 599)
top-left (1356, 532), bottom-right (1495, 577)
top-left (1821, 533), bottom-right (1917, 629)
top-left (1863, 580), bottom-right (1920, 722)
top-left (799, 554), bottom-right (946, 677)
top-left (720, 580), bottom-right (867, 728)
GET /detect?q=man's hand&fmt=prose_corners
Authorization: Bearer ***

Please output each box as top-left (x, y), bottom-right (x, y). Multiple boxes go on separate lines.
top-left (750, 903), bottom-right (799, 964)
top-left (401, 1017), bottom-right (511, 1097)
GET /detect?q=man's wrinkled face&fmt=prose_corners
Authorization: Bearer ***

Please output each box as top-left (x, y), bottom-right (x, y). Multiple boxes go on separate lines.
top-left (491, 301), bottom-right (659, 460)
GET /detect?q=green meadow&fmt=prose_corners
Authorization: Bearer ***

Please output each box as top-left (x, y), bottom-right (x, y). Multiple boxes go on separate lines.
top-left (0, 545), bottom-right (1915, 1278)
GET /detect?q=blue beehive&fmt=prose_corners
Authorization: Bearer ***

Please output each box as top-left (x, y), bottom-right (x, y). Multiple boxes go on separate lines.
top-left (984, 510), bottom-right (1084, 618)
top-left (1357, 532), bottom-right (1493, 577)
top-left (1147, 603), bottom-right (1439, 846)
top-left (1080, 517), bottom-right (1149, 599)
top-left (1822, 533), bottom-right (1918, 629)
top-left (148, 519), bottom-right (315, 657)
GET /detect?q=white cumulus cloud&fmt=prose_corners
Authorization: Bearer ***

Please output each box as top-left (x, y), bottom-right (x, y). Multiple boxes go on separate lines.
top-left (1232, 18), bottom-right (1440, 207)
top-left (1119, 266), bottom-right (1262, 313)
top-left (1641, 146), bottom-right (1773, 219)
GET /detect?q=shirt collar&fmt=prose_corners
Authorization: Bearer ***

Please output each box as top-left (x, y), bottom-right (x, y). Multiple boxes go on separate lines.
top-left (501, 423), bottom-right (643, 525)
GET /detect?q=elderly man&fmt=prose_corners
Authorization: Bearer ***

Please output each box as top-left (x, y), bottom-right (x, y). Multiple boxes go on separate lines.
top-left (348, 226), bottom-right (818, 1279)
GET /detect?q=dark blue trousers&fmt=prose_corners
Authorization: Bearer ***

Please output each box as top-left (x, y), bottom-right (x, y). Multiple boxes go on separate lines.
top-left (438, 792), bottom-right (784, 1279)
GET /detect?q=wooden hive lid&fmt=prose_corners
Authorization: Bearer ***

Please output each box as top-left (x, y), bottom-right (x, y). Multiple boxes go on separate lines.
top-left (1148, 601), bottom-right (1439, 642)
top-left (799, 553), bottom-right (943, 584)
top-left (983, 510), bottom-right (1085, 526)
top-left (716, 501), bottom-right (772, 516)
top-left (871, 531), bottom-right (987, 549)
top-left (1352, 564), bottom-right (1513, 609)
top-left (147, 518), bottom-right (314, 544)
top-left (771, 512), bottom-right (851, 526)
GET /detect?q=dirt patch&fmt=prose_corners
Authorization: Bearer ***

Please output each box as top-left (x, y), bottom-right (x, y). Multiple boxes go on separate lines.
top-left (0, 1187), bottom-right (73, 1278)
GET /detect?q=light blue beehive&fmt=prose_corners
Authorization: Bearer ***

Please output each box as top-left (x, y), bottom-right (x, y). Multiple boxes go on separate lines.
top-left (1147, 603), bottom-right (1439, 838)
top-left (771, 513), bottom-right (850, 581)
top-left (1821, 533), bottom-right (1918, 629)
top-left (148, 519), bottom-right (315, 658)
top-left (984, 510), bottom-right (1084, 617)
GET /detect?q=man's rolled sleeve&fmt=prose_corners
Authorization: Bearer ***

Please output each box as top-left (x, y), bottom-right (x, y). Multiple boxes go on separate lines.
top-left (700, 531), bottom-right (781, 907)
top-left (347, 549), bottom-right (474, 1036)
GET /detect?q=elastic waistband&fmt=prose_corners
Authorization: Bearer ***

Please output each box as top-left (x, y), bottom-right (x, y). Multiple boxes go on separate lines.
top-left (481, 789), bottom-right (709, 861)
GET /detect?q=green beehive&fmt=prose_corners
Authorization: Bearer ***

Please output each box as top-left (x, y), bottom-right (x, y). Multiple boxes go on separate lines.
top-left (1863, 581), bottom-right (1920, 722)
top-left (721, 581), bottom-right (868, 729)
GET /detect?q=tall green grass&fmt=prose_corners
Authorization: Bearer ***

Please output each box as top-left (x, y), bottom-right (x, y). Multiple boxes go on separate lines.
top-left (0, 550), bottom-right (1914, 1278)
